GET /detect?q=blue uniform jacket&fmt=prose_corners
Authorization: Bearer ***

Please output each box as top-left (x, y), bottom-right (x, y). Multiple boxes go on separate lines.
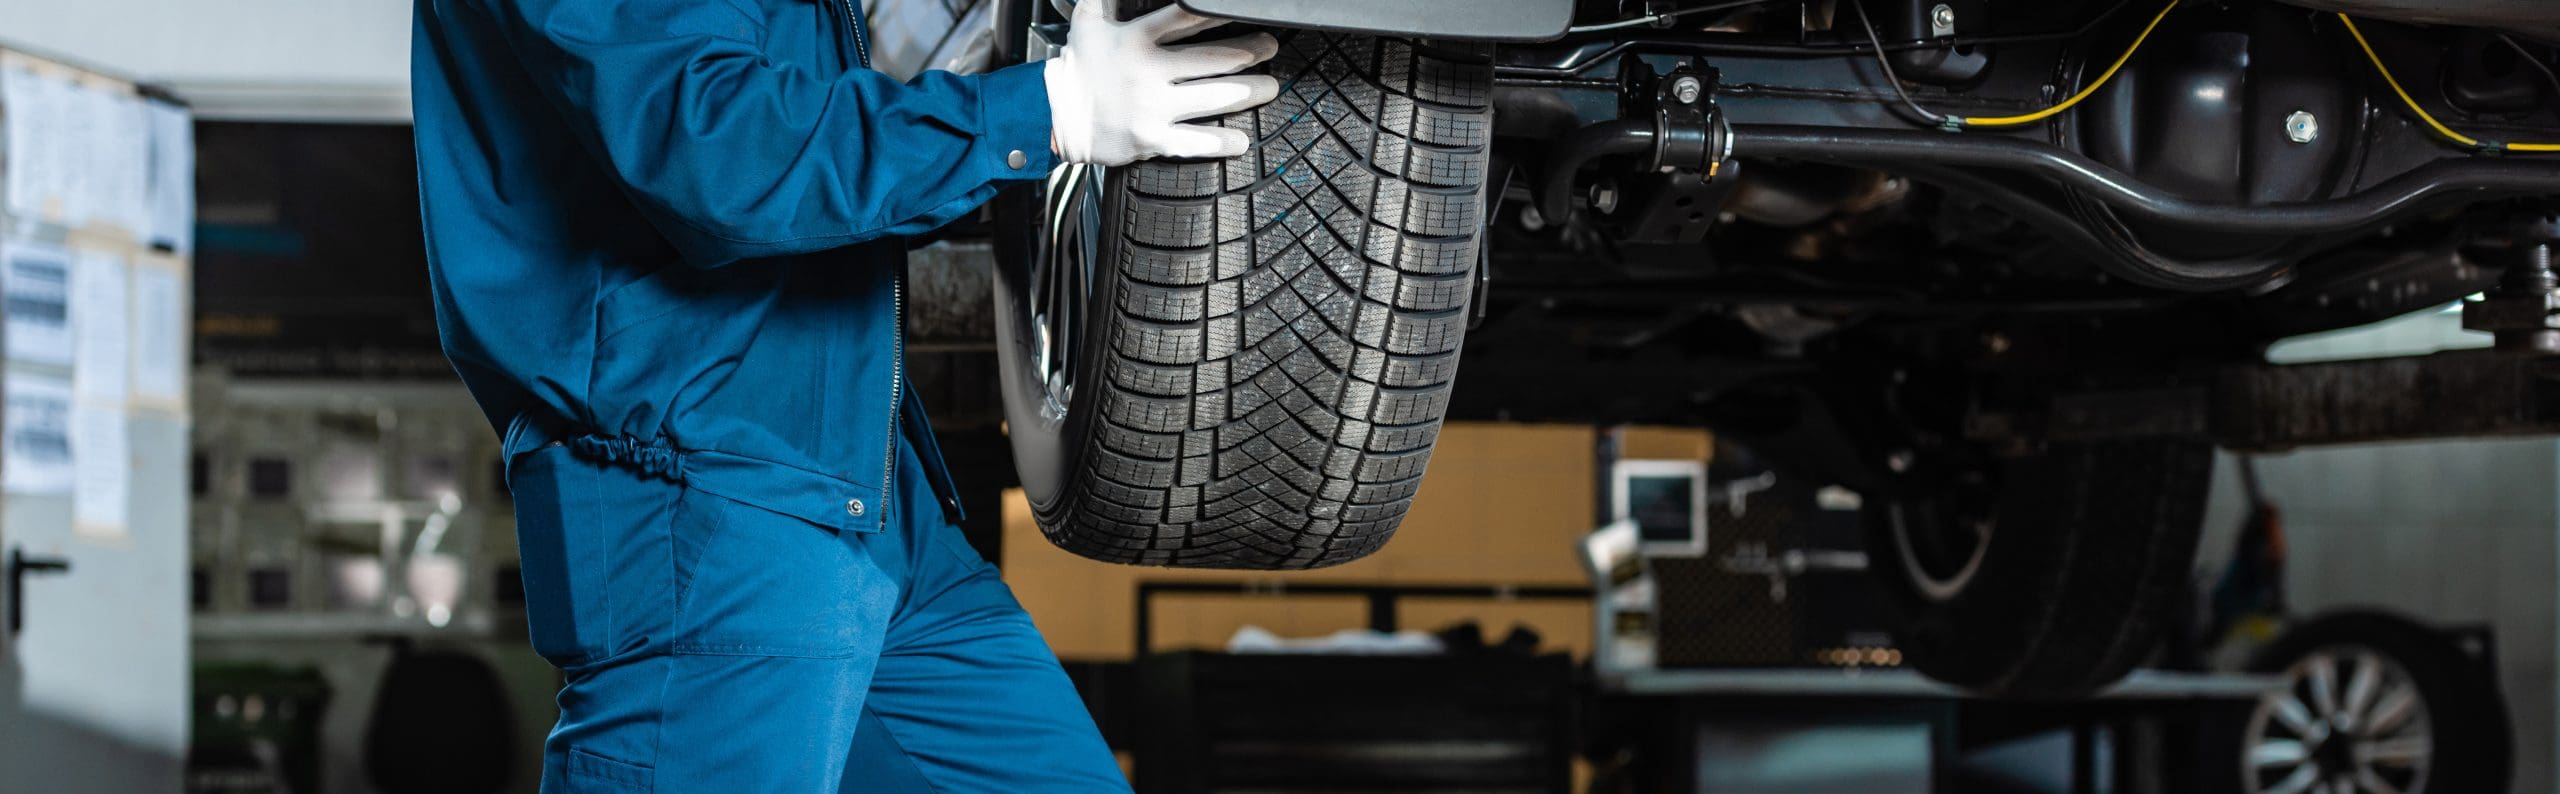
top-left (413, 0), bottom-right (1056, 533)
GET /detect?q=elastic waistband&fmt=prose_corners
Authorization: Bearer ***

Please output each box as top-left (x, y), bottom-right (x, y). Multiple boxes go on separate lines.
top-left (508, 415), bottom-right (676, 479)
top-left (567, 435), bottom-right (684, 481)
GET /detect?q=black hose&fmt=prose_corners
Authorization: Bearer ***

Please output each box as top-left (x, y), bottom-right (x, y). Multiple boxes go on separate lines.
top-left (1729, 124), bottom-right (2560, 236)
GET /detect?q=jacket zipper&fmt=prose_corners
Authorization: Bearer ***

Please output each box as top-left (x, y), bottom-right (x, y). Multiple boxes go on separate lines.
top-left (881, 268), bottom-right (904, 527)
top-left (842, 0), bottom-right (871, 68)
top-left (857, 1), bottom-right (896, 523)
top-left (833, 0), bottom-right (895, 524)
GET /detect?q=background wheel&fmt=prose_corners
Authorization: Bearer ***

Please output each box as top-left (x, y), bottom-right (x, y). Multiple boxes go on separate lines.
top-left (1865, 439), bottom-right (2214, 698)
top-left (994, 29), bottom-right (1493, 569)
top-left (2240, 610), bottom-right (2511, 794)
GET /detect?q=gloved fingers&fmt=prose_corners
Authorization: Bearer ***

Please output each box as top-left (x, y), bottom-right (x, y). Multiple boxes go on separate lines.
top-left (1162, 32), bottom-right (1280, 79)
top-left (1134, 3), bottom-right (1239, 42)
top-left (1151, 124), bottom-right (1254, 160)
top-left (1168, 74), bottom-right (1282, 122)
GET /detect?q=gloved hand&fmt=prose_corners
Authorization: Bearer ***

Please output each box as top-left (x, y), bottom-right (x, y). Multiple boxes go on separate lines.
top-left (1045, 2), bottom-right (1283, 166)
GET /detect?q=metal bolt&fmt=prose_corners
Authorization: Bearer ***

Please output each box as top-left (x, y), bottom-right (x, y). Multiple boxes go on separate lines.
top-left (1929, 4), bottom-right (1956, 36)
top-left (1589, 181), bottom-right (1621, 214)
top-left (1670, 74), bottom-right (1703, 105)
top-left (2284, 110), bottom-right (2319, 144)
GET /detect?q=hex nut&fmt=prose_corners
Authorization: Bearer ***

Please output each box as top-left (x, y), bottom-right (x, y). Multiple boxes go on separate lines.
top-left (2284, 110), bottom-right (2319, 144)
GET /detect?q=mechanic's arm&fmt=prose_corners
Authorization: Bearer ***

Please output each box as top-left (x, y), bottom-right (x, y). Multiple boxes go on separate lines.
top-left (482, 0), bottom-right (1277, 268)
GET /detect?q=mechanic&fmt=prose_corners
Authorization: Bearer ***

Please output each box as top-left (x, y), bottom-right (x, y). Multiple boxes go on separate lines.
top-left (411, 0), bottom-right (1277, 789)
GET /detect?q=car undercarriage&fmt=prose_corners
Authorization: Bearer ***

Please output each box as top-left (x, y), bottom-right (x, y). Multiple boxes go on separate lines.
top-left (986, 0), bottom-right (2560, 696)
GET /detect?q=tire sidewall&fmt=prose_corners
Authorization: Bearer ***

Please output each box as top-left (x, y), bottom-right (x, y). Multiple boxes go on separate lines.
top-left (1864, 448), bottom-right (2083, 691)
top-left (1864, 440), bottom-right (2211, 697)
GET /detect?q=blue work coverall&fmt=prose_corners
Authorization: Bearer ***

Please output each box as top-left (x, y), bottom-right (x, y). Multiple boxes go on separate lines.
top-left (411, 0), bottom-right (1126, 789)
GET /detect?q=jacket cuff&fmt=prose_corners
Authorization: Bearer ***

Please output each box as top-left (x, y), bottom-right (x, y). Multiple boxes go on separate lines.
top-left (978, 60), bottom-right (1059, 180)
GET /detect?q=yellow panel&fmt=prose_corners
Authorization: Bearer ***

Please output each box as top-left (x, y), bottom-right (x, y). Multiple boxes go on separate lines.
top-left (1615, 425), bottom-right (1714, 463)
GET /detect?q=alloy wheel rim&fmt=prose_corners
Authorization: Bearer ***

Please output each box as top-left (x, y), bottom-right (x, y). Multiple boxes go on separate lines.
top-left (1888, 497), bottom-right (1992, 602)
top-left (1029, 162), bottom-right (1104, 418)
top-left (2243, 645), bottom-right (2434, 794)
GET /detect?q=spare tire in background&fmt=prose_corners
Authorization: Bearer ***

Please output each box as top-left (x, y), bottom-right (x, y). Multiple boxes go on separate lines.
top-left (2238, 610), bottom-right (2511, 794)
top-left (1865, 439), bottom-right (2214, 698)
top-left (994, 30), bottom-right (1494, 569)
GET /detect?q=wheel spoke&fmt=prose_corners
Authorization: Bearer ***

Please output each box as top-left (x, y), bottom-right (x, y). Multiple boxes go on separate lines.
top-left (2268, 691), bottom-right (2322, 740)
top-left (2359, 736), bottom-right (2432, 767)
top-left (2340, 651), bottom-right (2383, 731)
top-left (2305, 653), bottom-right (2342, 719)
top-left (2248, 738), bottom-right (2309, 768)
top-left (2363, 685), bottom-right (2421, 737)
top-left (2265, 765), bottom-right (2320, 794)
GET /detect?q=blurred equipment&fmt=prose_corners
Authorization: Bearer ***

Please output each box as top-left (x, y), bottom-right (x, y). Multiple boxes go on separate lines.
top-left (1135, 651), bottom-right (1574, 793)
top-left (187, 379), bottom-right (550, 793)
top-left (1588, 441), bottom-right (1895, 674)
top-left (185, 663), bottom-right (331, 794)
top-left (2202, 455), bottom-right (2290, 655)
top-left (1651, 472), bottom-right (1892, 669)
top-left (1127, 581), bottom-right (1586, 792)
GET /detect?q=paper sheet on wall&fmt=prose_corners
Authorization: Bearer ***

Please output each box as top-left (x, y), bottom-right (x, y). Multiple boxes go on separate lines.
top-left (145, 103), bottom-right (195, 253)
top-left (73, 250), bottom-right (130, 402)
top-left (2, 70), bottom-right (152, 231)
top-left (132, 266), bottom-right (186, 403)
top-left (71, 400), bottom-right (129, 536)
top-left (2, 68), bottom-right (71, 221)
top-left (88, 89), bottom-right (152, 234)
top-left (2, 238), bottom-right (75, 365)
top-left (56, 83), bottom-right (146, 231)
top-left (4, 372), bottom-right (73, 495)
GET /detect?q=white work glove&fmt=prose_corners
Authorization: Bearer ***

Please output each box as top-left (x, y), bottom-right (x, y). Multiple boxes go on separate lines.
top-left (1045, 2), bottom-right (1283, 166)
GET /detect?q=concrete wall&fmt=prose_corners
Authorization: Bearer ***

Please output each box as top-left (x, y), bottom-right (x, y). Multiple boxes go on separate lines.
top-left (2198, 308), bottom-right (2560, 794)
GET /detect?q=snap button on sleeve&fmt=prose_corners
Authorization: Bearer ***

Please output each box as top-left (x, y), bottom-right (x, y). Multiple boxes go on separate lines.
top-left (845, 499), bottom-right (866, 518)
top-left (1007, 149), bottom-right (1028, 169)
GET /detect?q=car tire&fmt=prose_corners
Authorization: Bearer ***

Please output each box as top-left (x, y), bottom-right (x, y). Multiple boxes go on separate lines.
top-left (1865, 439), bottom-right (2214, 698)
top-left (993, 29), bottom-right (1493, 568)
top-left (2237, 610), bottom-right (2511, 794)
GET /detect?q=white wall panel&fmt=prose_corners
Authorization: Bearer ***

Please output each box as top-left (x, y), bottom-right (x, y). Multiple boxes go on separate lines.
top-left (0, 1), bottom-right (413, 120)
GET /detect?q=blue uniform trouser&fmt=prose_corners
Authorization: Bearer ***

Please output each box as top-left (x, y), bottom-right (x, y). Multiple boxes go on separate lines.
top-left (508, 437), bottom-right (1127, 792)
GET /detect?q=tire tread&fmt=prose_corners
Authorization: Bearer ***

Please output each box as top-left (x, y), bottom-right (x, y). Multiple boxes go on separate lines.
top-left (1039, 32), bottom-right (1489, 569)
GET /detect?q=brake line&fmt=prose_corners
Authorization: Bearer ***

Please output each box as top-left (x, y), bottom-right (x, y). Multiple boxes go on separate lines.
top-left (2339, 14), bottom-right (2560, 154)
top-left (1845, 0), bottom-right (2177, 130)
top-left (1955, 0), bottom-right (2178, 127)
top-left (1847, 1), bottom-right (2560, 153)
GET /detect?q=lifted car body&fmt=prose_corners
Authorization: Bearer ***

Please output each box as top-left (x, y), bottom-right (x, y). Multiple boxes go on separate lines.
top-left (989, 0), bottom-right (2560, 696)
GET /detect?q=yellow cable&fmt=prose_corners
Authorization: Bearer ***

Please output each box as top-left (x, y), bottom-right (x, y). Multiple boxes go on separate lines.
top-left (1958, 0), bottom-right (2181, 127)
top-left (2340, 13), bottom-right (2560, 153)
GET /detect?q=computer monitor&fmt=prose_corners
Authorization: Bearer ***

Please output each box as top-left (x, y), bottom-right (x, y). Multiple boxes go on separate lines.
top-left (1612, 459), bottom-right (1707, 558)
